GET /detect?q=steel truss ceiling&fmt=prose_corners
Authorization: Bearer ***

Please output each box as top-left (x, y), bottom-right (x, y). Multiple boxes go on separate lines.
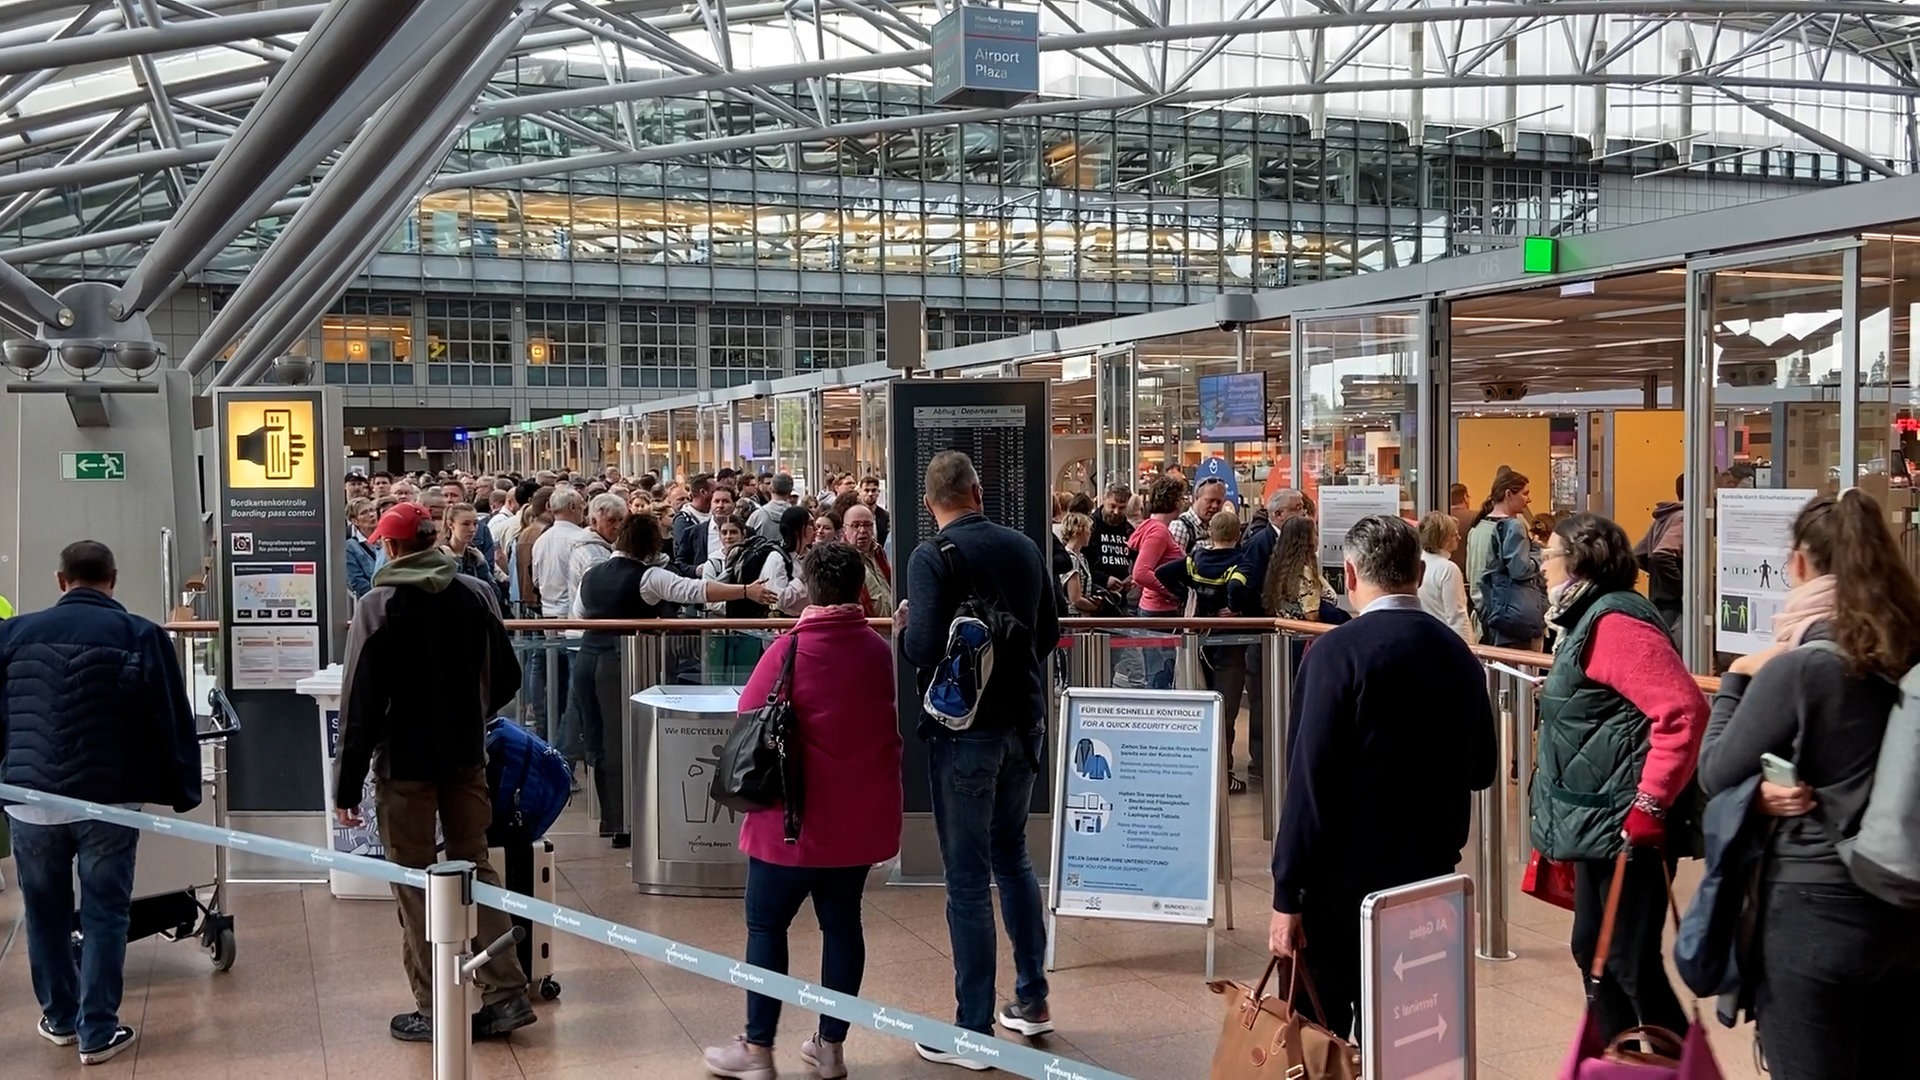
top-left (0, 0), bottom-right (1914, 382)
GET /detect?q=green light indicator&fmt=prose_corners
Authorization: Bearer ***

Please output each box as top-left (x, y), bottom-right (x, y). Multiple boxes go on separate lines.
top-left (1522, 236), bottom-right (1558, 274)
top-left (520, 421), bottom-right (533, 432)
top-left (488, 427), bottom-right (501, 436)
top-left (562, 414), bottom-right (577, 425)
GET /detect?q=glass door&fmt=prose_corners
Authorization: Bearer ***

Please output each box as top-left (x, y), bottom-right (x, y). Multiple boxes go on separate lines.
top-left (1096, 345), bottom-right (1137, 491)
top-left (1684, 240), bottom-right (1858, 672)
top-left (1293, 304), bottom-right (1427, 516)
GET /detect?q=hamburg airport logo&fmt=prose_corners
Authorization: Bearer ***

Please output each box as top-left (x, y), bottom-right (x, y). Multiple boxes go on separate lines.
top-left (797, 984), bottom-right (838, 1010)
top-left (1046, 1059), bottom-right (1097, 1080)
top-left (605, 925), bottom-right (642, 950)
top-left (872, 1008), bottom-right (916, 1035)
top-left (664, 943), bottom-right (700, 968)
top-left (729, 963), bottom-right (767, 988)
top-left (551, 909), bottom-right (583, 931)
top-left (953, 1033), bottom-right (1003, 1061)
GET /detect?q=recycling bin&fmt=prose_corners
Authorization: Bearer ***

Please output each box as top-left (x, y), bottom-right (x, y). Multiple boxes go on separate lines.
top-left (628, 684), bottom-right (749, 898)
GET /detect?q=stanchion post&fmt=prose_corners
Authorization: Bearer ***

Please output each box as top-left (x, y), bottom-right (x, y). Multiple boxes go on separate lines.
top-left (428, 860), bottom-right (477, 1080)
top-left (1475, 668), bottom-right (1515, 961)
top-left (1176, 631), bottom-right (1203, 692)
top-left (1261, 631), bottom-right (1289, 843)
top-left (1513, 671), bottom-right (1537, 868)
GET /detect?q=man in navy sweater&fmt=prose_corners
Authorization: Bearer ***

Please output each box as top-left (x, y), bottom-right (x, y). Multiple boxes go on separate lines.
top-left (1269, 515), bottom-right (1496, 1038)
top-left (900, 450), bottom-right (1061, 1068)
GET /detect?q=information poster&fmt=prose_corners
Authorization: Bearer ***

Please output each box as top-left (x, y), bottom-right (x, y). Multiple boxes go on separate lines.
top-left (1051, 689), bottom-right (1221, 925)
top-left (1716, 488), bottom-right (1814, 655)
top-left (229, 625), bottom-right (320, 691)
top-left (1316, 484), bottom-right (1402, 567)
top-left (638, 688), bottom-right (748, 865)
top-left (231, 562), bottom-right (319, 622)
top-left (1363, 875), bottom-right (1473, 1080)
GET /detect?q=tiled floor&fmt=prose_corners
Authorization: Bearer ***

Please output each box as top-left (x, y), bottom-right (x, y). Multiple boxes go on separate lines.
top-left (0, 786), bottom-right (1769, 1079)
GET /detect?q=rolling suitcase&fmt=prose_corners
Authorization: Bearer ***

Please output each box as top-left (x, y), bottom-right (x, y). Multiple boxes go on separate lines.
top-left (489, 835), bottom-right (560, 1002)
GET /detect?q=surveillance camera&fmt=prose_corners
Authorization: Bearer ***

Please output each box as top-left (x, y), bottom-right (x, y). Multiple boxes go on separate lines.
top-left (1217, 320), bottom-right (1241, 333)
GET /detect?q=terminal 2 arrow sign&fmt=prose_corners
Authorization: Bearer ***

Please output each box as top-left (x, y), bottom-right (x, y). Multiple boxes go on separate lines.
top-left (1362, 874), bottom-right (1475, 1080)
top-left (60, 450), bottom-right (126, 481)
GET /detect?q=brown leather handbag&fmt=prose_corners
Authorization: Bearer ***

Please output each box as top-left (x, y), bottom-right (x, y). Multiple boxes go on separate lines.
top-left (1207, 955), bottom-right (1362, 1080)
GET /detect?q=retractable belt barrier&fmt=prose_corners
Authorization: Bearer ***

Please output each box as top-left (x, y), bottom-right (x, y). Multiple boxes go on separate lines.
top-left (0, 782), bottom-right (1131, 1080)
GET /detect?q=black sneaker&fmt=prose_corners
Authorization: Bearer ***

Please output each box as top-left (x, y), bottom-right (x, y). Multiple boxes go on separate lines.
top-left (611, 833), bottom-right (631, 849)
top-left (389, 1011), bottom-right (433, 1043)
top-left (473, 994), bottom-right (537, 1039)
top-left (78, 1026), bottom-right (136, 1065)
top-left (37, 1017), bottom-right (77, 1046)
top-left (997, 999), bottom-right (1054, 1037)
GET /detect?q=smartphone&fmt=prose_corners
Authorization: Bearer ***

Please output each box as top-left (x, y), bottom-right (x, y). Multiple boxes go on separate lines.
top-left (1760, 752), bottom-right (1799, 787)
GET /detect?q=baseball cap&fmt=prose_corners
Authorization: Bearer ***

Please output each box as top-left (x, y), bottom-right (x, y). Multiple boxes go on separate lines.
top-left (346, 469), bottom-right (368, 481)
top-left (370, 502), bottom-right (433, 544)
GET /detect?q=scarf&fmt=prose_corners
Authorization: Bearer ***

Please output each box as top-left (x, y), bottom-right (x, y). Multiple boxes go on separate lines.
top-left (1772, 574), bottom-right (1837, 646)
top-left (1543, 578), bottom-right (1596, 652)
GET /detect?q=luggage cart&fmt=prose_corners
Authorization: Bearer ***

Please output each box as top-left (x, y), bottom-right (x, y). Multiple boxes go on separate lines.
top-left (75, 688), bottom-right (242, 971)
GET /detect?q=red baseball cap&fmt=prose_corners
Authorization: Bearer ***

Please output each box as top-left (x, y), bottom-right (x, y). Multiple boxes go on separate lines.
top-left (370, 502), bottom-right (434, 544)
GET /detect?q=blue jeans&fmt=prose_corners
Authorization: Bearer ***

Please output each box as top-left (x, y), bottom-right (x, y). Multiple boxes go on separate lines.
top-left (11, 817), bottom-right (140, 1050)
top-left (927, 729), bottom-right (1050, 1034)
top-left (742, 859), bottom-right (872, 1047)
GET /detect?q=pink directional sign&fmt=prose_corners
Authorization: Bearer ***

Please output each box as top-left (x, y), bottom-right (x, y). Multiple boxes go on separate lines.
top-left (1361, 874), bottom-right (1474, 1080)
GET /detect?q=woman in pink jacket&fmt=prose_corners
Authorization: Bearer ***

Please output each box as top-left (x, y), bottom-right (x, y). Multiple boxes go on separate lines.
top-left (703, 542), bottom-right (904, 1080)
top-left (1127, 475), bottom-right (1188, 689)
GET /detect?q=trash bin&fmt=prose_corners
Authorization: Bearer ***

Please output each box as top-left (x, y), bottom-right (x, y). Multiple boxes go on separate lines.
top-left (628, 685), bottom-right (748, 898)
top-left (297, 665), bottom-right (391, 901)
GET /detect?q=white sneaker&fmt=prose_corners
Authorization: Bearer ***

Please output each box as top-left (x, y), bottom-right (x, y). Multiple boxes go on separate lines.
top-left (916, 1043), bottom-right (990, 1071)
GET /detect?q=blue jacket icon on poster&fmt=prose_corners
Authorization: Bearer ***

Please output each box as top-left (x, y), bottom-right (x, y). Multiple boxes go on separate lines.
top-left (1073, 738), bottom-right (1113, 781)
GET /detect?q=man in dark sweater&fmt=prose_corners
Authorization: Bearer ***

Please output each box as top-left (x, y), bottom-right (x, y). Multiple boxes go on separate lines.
top-left (900, 450), bottom-right (1061, 1066)
top-left (1269, 514), bottom-right (1497, 1037)
top-left (1087, 482), bottom-right (1135, 591)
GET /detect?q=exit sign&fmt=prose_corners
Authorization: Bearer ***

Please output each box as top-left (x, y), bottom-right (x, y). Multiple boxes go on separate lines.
top-left (61, 450), bottom-right (126, 481)
top-left (1521, 236), bottom-right (1558, 273)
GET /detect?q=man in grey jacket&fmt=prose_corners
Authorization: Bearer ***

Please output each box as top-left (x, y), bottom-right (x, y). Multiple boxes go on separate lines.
top-left (745, 473), bottom-right (795, 543)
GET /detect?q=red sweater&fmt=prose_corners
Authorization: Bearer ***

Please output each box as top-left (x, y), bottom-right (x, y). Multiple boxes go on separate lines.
top-left (1129, 517), bottom-right (1184, 613)
top-left (736, 605), bottom-right (903, 867)
top-left (1580, 612), bottom-right (1709, 807)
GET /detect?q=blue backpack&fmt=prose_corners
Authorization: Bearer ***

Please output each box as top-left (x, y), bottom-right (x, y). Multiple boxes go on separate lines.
top-left (485, 717), bottom-right (572, 842)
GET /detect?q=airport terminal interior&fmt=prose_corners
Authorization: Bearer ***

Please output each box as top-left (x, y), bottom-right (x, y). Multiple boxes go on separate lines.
top-left (4, 1), bottom-right (1920, 1077)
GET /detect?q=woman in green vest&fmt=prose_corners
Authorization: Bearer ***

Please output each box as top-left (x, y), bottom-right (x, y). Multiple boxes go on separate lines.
top-left (1532, 512), bottom-right (1709, 1045)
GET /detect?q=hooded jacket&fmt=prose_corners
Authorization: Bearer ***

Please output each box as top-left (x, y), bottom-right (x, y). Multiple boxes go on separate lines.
top-left (334, 549), bottom-right (520, 806)
top-left (0, 588), bottom-right (201, 812)
top-left (1634, 501), bottom-right (1686, 619)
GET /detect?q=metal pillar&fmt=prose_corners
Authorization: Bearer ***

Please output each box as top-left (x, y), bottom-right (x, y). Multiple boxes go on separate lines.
top-left (1260, 630), bottom-right (1288, 843)
top-left (1475, 668), bottom-right (1514, 961)
top-left (427, 861), bottom-right (476, 1080)
top-left (1176, 631), bottom-right (1203, 691)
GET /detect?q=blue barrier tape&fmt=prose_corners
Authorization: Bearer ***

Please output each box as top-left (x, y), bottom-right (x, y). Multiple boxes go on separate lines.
top-left (0, 783), bottom-right (1132, 1080)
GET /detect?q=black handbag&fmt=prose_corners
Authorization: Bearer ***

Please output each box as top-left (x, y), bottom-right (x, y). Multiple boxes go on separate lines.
top-left (709, 629), bottom-right (805, 842)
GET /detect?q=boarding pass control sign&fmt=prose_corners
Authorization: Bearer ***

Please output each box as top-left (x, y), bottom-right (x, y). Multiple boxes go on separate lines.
top-left (0, 783), bottom-right (1131, 1080)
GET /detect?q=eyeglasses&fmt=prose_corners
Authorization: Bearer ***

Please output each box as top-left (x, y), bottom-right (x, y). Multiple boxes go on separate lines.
top-left (1543, 548), bottom-right (1568, 561)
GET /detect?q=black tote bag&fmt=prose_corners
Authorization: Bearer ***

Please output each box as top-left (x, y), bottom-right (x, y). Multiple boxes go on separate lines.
top-left (709, 629), bottom-right (805, 841)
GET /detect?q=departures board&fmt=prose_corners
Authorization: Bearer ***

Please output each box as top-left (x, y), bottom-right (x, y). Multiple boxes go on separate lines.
top-left (888, 377), bottom-right (1054, 817)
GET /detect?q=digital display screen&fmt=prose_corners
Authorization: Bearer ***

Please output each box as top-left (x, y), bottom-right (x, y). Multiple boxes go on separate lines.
top-left (1197, 371), bottom-right (1267, 442)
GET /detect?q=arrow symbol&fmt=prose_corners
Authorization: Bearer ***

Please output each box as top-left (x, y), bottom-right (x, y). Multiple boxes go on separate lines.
top-left (1392, 1015), bottom-right (1448, 1048)
top-left (1394, 949), bottom-right (1446, 980)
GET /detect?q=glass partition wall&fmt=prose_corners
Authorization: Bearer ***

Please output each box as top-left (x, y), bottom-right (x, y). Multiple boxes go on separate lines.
top-left (1294, 307), bottom-right (1425, 516)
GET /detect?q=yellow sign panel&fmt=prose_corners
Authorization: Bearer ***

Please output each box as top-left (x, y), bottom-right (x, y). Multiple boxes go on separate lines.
top-left (226, 399), bottom-right (316, 489)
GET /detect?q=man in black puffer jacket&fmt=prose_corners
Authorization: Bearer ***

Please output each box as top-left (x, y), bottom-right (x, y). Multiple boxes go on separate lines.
top-left (0, 540), bottom-right (199, 1065)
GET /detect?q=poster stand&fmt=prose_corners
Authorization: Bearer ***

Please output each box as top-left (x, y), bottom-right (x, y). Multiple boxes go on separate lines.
top-left (1043, 687), bottom-right (1228, 979)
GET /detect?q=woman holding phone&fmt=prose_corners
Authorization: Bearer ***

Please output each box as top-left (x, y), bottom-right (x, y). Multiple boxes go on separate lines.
top-left (1699, 490), bottom-right (1920, 1078)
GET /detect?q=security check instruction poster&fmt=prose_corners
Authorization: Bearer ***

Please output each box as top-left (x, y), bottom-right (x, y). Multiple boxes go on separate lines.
top-left (1050, 688), bottom-right (1221, 925)
top-left (1716, 488), bottom-right (1815, 655)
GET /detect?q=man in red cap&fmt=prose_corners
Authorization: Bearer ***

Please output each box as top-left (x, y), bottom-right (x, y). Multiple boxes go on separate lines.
top-left (333, 502), bottom-right (535, 1042)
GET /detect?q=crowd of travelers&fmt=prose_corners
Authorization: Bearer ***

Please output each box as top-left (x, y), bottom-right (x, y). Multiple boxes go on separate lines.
top-left (3, 438), bottom-right (1917, 1079)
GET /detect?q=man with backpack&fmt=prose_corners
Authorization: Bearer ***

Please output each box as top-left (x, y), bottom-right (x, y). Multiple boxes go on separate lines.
top-left (333, 502), bottom-right (536, 1044)
top-left (899, 450), bottom-right (1061, 1068)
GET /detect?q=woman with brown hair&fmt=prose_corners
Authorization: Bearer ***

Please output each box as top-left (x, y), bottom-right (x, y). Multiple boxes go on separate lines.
top-left (1262, 514), bottom-right (1331, 622)
top-left (1699, 489), bottom-right (1920, 1078)
top-left (1470, 468), bottom-right (1545, 649)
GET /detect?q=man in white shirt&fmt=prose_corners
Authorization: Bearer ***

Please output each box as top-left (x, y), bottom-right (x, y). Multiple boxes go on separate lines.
top-left (532, 488), bottom-right (588, 619)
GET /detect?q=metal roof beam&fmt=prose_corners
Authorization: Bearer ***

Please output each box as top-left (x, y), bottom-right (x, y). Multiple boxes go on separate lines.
top-left (0, 4), bottom-right (322, 79)
top-left (1715, 86), bottom-right (1899, 177)
top-left (117, 0), bottom-right (453, 315)
top-left (0, 106), bottom-right (143, 229)
top-left (186, 0), bottom-right (543, 376)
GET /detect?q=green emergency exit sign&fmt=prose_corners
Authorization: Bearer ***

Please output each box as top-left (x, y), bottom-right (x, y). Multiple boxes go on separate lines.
top-left (1522, 236), bottom-right (1558, 273)
top-left (61, 450), bottom-right (126, 481)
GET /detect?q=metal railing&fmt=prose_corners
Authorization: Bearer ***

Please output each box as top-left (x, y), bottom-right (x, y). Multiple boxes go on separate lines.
top-left (161, 614), bottom-right (1724, 970)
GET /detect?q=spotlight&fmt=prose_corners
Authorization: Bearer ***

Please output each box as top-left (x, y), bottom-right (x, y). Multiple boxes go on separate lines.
top-left (271, 355), bottom-right (313, 385)
top-left (2, 337), bottom-right (49, 374)
top-left (113, 340), bottom-right (160, 376)
top-left (58, 339), bottom-right (106, 372)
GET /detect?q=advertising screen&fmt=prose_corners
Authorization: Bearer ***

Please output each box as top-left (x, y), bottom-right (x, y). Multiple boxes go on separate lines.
top-left (1197, 371), bottom-right (1267, 442)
